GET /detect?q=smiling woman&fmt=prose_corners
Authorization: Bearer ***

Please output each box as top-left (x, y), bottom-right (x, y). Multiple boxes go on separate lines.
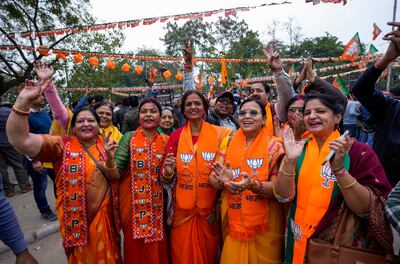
top-left (93, 102), bottom-right (122, 143)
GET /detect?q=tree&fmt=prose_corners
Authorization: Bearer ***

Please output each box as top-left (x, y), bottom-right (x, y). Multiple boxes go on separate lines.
top-left (283, 17), bottom-right (303, 48)
top-left (288, 32), bottom-right (344, 58)
top-left (0, 0), bottom-right (93, 95)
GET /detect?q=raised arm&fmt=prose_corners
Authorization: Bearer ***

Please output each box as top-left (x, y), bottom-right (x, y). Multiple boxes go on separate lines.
top-left (6, 80), bottom-right (47, 157)
top-left (34, 61), bottom-right (70, 130)
top-left (183, 39), bottom-right (195, 91)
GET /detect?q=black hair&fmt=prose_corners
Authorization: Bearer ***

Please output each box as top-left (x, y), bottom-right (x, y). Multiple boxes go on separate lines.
top-left (239, 98), bottom-right (267, 118)
top-left (93, 101), bottom-right (114, 113)
top-left (94, 95), bottom-right (104, 103)
top-left (286, 94), bottom-right (305, 113)
top-left (129, 95), bottom-right (139, 108)
top-left (251, 81), bottom-right (271, 94)
top-left (70, 107), bottom-right (100, 128)
top-left (122, 97), bottom-right (130, 107)
top-left (390, 85), bottom-right (400, 96)
top-left (139, 97), bottom-right (162, 114)
top-left (180, 90), bottom-right (209, 119)
top-left (115, 101), bottom-right (123, 106)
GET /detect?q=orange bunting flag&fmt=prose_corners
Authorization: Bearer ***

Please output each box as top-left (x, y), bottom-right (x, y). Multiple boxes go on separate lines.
top-left (134, 65), bottom-right (143, 74)
top-left (372, 23), bottom-right (382, 41)
top-left (89, 57), bottom-right (99, 67)
top-left (56, 51), bottom-right (67, 61)
top-left (162, 70), bottom-right (172, 79)
top-left (340, 33), bottom-right (363, 61)
top-left (73, 53), bottom-right (83, 63)
top-left (121, 63), bottom-right (131, 72)
top-left (149, 67), bottom-right (157, 82)
top-left (106, 60), bottom-right (116, 69)
top-left (37, 45), bottom-right (49, 56)
top-left (175, 72), bottom-right (183, 81)
top-left (207, 76), bottom-right (216, 83)
top-left (197, 73), bottom-right (203, 92)
top-left (221, 56), bottom-right (227, 85)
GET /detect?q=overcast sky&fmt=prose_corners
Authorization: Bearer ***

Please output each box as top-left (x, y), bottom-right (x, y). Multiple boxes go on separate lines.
top-left (90, 0), bottom-right (397, 54)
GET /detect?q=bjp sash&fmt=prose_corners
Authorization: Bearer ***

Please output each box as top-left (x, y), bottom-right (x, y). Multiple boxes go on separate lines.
top-left (284, 131), bottom-right (350, 264)
top-left (62, 136), bottom-right (106, 248)
top-left (264, 103), bottom-right (274, 136)
top-left (129, 128), bottom-right (168, 243)
top-left (175, 121), bottom-right (231, 212)
top-left (225, 127), bottom-right (283, 241)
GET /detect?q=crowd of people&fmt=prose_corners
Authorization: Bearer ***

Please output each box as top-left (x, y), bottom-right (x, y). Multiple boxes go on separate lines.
top-left (1, 22), bottom-right (400, 264)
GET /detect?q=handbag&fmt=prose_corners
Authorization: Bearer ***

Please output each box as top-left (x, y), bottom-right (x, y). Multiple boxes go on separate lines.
top-left (307, 207), bottom-right (397, 264)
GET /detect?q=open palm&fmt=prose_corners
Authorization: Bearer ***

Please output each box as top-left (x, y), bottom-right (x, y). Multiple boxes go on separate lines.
top-left (283, 127), bottom-right (305, 160)
top-left (34, 61), bottom-right (54, 81)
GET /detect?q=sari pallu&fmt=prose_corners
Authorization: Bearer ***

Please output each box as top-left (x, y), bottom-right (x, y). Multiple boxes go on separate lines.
top-left (33, 135), bottom-right (121, 264)
top-left (171, 121), bottom-right (232, 264)
top-left (118, 128), bottom-right (169, 264)
top-left (220, 128), bottom-right (285, 264)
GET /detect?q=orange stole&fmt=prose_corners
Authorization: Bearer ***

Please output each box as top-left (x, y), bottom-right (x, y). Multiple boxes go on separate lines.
top-left (175, 121), bottom-right (232, 213)
top-left (264, 103), bottom-right (274, 136)
top-left (291, 131), bottom-right (340, 264)
top-left (62, 136), bottom-right (106, 247)
top-left (225, 128), bottom-right (283, 240)
top-left (127, 129), bottom-right (168, 242)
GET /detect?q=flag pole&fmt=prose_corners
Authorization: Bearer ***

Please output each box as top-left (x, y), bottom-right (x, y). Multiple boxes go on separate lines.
top-left (387, 0), bottom-right (397, 90)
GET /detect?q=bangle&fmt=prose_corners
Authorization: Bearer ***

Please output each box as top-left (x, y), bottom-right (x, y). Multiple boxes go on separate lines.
top-left (12, 106), bottom-right (30, 116)
top-left (251, 179), bottom-right (263, 194)
top-left (279, 168), bottom-right (296, 177)
top-left (272, 183), bottom-right (294, 203)
top-left (162, 170), bottom-right (174, 179)
top-left (331, 166), bottom-right (344, 173)
top-left (104, 163), bottom-right (116, 170)
top-left (333, 167), bottom-right (346, 178)
top-left (338, 178), bottom-right (357, 190)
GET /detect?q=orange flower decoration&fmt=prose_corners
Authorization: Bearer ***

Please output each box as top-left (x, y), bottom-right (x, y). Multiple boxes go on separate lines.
top-left (162, 70), bottom-right (172, 79)
top-left (88, 56), bottom-right (99, 67)
top-left (73, 53), bottom-right (83, 64)
top-left (175, 72), bottom-right (183, 81)
top-left (121, 63), bottom-right (131, 72)
top-left (134, 65), bottom-right (143, 75)
top-left (106, 60), bottom-right (116, 70)
top-left (37, 45), bottom-right (49, 56)
top-left (56, 51), bottom-right (67, 61)
top-left (207, 76), bottom-right (216, 83)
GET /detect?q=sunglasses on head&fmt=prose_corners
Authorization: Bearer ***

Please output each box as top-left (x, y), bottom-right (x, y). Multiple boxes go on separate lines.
top-left (238, 109), bottom-right (260, 117)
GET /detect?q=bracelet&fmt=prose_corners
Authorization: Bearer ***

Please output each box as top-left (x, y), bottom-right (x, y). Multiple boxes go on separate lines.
top-left (279, 168), bottom-right (296, 177)
top-left (331, 166), bottom-right (344, 173)
top-left (272, 183), bottom-right (294, 203)
top-left (162, 170), bottom-right (174, 179)
top-left (333, 167), bottom-right (346, 178)
top-left (12, 106), bottom-right (30, 116)
top-left (338, 178), bottom-right (357, 190)
top-left (104, 163), bottom-right (117, 170)
top-left (251, 179), bottom-right (263, 194)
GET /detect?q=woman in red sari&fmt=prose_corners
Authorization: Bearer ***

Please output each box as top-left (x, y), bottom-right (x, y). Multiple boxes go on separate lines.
top-left (6, 80), bottom-right (122, 264)
top-left (114, 98), bottom-right (169, 263)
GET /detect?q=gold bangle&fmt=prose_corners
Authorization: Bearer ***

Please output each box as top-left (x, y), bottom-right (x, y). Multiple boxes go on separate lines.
top-left (338, 178), bottom-right (357, 190)
top-left (279, 168), bottom-right (295, 177)
top-left (12, 106), bottom-right (30, 116)
top-left (104, 163), bottom-right (117, 170)
top-left (162, 170), bottom-right (174, 179)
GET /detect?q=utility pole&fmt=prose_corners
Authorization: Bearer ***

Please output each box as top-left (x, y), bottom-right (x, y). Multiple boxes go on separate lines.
top-left (387, 0), bottom-right (398, 90)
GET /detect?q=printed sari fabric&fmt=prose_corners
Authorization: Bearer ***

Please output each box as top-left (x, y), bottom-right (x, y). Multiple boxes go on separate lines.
top-left (115, 128), bottom-right (169, 264)
top-left (220, 127), bottom-right (285, 264)
top-left (33, 134), bottom-right (121, 264)
top-left (170, 121), bottom-right (232, 264)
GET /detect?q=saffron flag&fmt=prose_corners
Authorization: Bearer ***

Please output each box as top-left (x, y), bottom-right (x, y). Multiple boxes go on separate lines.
top-left (372, 23), bottom-right (382, 41)
top-left (332, 74), bottom-right (349, 96)
top-left (368, 44), bottom-right (379, 55)
top-left (221, 56), bottom-right (227, 85)
top-left (288, 64), bottom-right (296, 80)
top-left (341, 33), bottom-right (363, 61)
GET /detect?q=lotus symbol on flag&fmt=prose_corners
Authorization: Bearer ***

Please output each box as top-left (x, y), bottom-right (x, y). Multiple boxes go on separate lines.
top-left (320, 163), bottom-right (336, 188)
top-left (290, 219), bottom-right (302, 240)
top-left (246, 158), bottom-right (263, 174)
top-left (137, 173), bottom-right (145, 179)
top-left (71, 206), bottom-right (78, 213)
top-left (69, 179), bottom-right (78, 185)
top-left (137, 148), bottom-right (144, 153)
top-left (201, 152), bottom-right (215, 166)
top-left (73, 233), bottom-right (80, 239)
top-left (70, 152), bottom-right (78, 158)
top-left (156, 154), bottom-right (163, 160)
top-left (232, 168), bottom-right (241, 179)
top-left (140, 224), bottom-right (148, 230)
top-left (139, 199), bottom-right (146, 205)
top-left (180, 153), bottom-right (193, 167)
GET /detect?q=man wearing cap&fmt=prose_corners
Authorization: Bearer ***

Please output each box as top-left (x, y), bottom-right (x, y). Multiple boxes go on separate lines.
top-left (206, 91), bottom-right (239, 133)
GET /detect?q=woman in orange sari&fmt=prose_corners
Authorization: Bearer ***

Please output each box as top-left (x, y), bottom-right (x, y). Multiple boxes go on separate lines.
top-left (162, 90), bottom-right (232, 264)
top-left (211, 98), bottom-right (286, 264)
top-left (6, 80), bottom-right (122, 264)
top-left (114, 98), bottom-right (169, 263)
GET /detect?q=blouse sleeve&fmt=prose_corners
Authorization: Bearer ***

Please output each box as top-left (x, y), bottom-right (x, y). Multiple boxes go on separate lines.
top-left (32, 134), bottom-right (64, 162)
top-left (114, 132), bottom-right (133, 174)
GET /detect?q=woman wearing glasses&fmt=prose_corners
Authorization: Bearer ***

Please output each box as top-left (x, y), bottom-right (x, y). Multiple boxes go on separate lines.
top-left (211, 98), bottom-right (286, 264)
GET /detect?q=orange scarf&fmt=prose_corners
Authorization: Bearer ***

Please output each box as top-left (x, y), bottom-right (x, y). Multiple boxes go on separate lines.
top-left (290, 130), bottom-right (342, 263)
top-left (264, 103), bottom-right (274, 136)
top-left (129, 128), bottom-right (168, 243)
top-left (225, 127), bottom-right (283, 240)
top-left (62, 136), bottom-right (105, 248)
top-left (175, 121), bottom-right (231, 212)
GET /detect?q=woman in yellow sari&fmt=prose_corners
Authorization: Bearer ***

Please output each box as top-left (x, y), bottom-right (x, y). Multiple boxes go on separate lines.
top-left (6, 80), bottom-right (122, 264)
top-left (211, 98), bottom-right (286, 264)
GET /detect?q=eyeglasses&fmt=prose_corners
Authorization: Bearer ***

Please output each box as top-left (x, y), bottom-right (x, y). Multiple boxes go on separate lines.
top-left (288, 107), bottom-right (304, 114)
top-left (238, 109), bottom-right (260, 117)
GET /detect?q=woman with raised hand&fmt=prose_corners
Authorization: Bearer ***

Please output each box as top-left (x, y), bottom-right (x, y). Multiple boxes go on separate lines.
top-left (6, 80), bottom-right (122, 263)
top-left (274, 94), bottom-right (393, 264)
top-left (162, 90), bottom-right (232, 264)
top-left (211, 98), bottom-right (286, 264)
top-left (113, 98), bottom-right (170, 263)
